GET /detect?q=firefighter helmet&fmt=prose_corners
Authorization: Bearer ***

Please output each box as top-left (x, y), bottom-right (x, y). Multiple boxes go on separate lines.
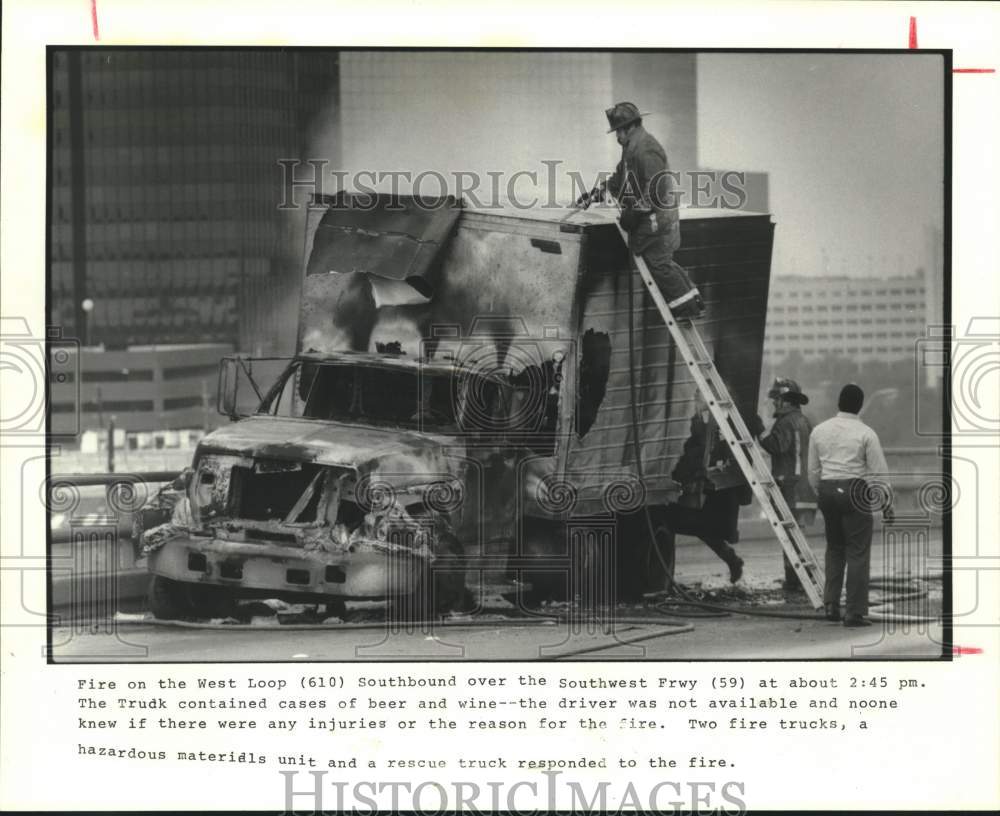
top-left (605, 101), bottom-right (649, 133)
top-left (768, 377), bottom-right (809, 405)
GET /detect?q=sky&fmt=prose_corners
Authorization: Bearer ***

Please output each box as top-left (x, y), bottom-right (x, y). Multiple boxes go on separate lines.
top-left (330, 52), bottom-right (616, 207)
top-left (697, 53), bottom-right (945, 280)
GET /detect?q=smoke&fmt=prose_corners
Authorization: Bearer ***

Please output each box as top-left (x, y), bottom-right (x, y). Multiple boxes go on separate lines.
top-left (260, 83), bottom-right (342, 355)
top-left (337, 52), bottom-right (616, 206)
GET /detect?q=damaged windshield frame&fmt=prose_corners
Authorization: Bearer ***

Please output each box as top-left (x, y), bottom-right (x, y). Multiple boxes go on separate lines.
top-left (255, 359), bottom-right (497, 433)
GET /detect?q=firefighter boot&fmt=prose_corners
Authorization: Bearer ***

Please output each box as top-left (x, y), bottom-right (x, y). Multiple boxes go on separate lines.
top-left (704, 539), bottom-right (743, 583)
top-left (728, 554), bottom-right (745, 584)
top-left (671, 293), bottom-right (705, 320)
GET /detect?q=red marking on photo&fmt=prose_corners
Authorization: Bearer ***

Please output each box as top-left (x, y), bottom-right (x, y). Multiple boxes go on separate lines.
top-left (909, 17), bottom-right (994, 73)
top-left (91, 0), bottom-right (100, 41)
top-left (952, 645), bottom-right (983, 655)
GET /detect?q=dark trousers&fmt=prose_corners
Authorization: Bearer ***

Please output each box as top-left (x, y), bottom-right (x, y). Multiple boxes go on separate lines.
top-left (664, 492), bottom-right (741, 568)
top-left (702, 537), bottom-right (740, 566)
top-left (633, 233), bottom-right (698, 307)
top-left (818, 479), bottom-right (874, 617)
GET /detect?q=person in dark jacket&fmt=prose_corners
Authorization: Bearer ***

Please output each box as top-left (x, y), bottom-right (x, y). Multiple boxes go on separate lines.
top-left (755, 377), bottom-right (817, 593)
top-left (665, 404), bottom-right (750, 583)
top-left (576, 102), bottom-right (704, 319)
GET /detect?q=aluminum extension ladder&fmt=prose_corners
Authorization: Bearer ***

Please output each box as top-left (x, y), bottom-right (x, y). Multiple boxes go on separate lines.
top-left (619, 225), bottom-right (826, 609)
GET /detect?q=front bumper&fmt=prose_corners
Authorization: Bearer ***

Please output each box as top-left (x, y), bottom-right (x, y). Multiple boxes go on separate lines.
top-left (146, 535), bottom-right (424, 599)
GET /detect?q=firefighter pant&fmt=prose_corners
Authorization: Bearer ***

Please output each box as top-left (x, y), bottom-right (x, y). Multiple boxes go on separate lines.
top-left (817, 479), bottom-right (874, 618)
top-left (631, 231), bottom-right (700, 310)
top-left (664, 491), bottom-right (741, 569)
top-left (702, 537), bottom-right (741, 567)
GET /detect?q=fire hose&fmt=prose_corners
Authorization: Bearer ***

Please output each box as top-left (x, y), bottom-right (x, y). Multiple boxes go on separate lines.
top-left (655, 575), bottom-right (940, 624)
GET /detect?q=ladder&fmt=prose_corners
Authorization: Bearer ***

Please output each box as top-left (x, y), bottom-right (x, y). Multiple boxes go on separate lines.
top-left (618, 225), bottom-right (826, 609)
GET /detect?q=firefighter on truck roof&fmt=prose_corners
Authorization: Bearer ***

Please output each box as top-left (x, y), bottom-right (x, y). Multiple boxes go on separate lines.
top-left (576, 101), bottom-right (704, 319)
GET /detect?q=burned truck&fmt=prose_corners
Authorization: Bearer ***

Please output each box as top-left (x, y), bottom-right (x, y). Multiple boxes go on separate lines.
top-left (141, 193), bottom-right (774, 619)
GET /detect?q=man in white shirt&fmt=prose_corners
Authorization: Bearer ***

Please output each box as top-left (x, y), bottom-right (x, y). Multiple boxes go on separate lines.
top-left (807, 384), bottom-right (893, 627)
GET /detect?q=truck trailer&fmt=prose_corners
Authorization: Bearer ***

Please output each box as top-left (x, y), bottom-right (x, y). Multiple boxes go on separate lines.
top-left (140, 193), bottom-right (774, 619)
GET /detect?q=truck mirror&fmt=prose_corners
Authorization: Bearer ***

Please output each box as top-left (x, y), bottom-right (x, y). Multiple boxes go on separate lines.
top-left (217, 358), bottom-right (241, 419)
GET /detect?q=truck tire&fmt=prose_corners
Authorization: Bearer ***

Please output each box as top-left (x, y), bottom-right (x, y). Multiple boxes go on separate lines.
top-left (394, 533), bottom-right (470, 622)
top-left (613, 513), bottom-right (675, 602)
top-left (501, 517), bottom-right (567, 608)
top-left (642, 521), bottom-right (676, 595)
top-left (147, 575), bottom-right (235, 621)
top-left (619, 519), bottom-right (676, 603)
top-left (323, 599), bottom-right (348, 621)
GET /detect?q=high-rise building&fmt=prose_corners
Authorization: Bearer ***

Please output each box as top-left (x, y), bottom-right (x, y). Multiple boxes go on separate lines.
top-left (762, 270), bottom-right (932, 368)
top-left (49, 49), bottom-right (340, 352)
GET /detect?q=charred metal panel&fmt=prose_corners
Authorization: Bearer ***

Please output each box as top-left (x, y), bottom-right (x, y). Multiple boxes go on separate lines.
top-left (300, 193), bottom-right (462, 353)
top-left (675, 214), bottom-right (774, 426)
top-left (564, 221), bottom-right (684, 513)
top-left (300, 202), bottom-right (583, 360)
top-left (199, 415), bottom-right (456, 482)
top-left (430, 211), bottom-right (580, 346)
top-left (306, 192), bottom-right (462, 288)
top-left (564, 213), bottom-right (774, 516)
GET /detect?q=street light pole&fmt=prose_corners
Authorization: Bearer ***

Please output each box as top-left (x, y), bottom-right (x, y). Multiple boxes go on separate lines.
top-left (107, 417), bottom-right (115, 473)
top-left (81, 297), bottom-right (94, 346)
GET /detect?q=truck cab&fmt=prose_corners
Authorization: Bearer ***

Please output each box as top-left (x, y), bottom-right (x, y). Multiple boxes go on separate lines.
top-left (142, 348), bottom-right (540, 619)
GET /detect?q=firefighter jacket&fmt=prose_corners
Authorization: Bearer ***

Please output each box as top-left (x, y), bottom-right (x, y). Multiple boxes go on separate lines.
top-left (759, 406), bottom-right (817, 512)
top-left (606, 125), bottom-right (681, 254)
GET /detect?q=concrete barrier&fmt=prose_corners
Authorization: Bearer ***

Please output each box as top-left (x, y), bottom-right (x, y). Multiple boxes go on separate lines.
top-left (48, 472), bottom-right (178, 613)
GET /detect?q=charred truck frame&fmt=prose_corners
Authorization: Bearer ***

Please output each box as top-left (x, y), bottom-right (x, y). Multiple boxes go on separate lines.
top-left (141, 193), bottom-right (774, 619)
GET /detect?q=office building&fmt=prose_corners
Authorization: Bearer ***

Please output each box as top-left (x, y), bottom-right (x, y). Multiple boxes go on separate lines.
top-left (49, 49), bottom-right (340, 352)
top-left (763, 270), bottom-right (931, 366)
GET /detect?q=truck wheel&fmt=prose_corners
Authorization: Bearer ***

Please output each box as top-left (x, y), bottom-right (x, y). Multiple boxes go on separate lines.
top-left (395, 533), bottom-right (470, 622)
top-left (323, 599), bottom-right (347, 621)
top-left (429, 532), bottom-right (471, 614)
top-left (147, 575), bottom-right (235, 621)
top-left (611, 515), bottom-right (675, 602)
top-left (646, 522), bottom-right (676, 594)
top-left (502, 517), bottom-right (566, 608)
